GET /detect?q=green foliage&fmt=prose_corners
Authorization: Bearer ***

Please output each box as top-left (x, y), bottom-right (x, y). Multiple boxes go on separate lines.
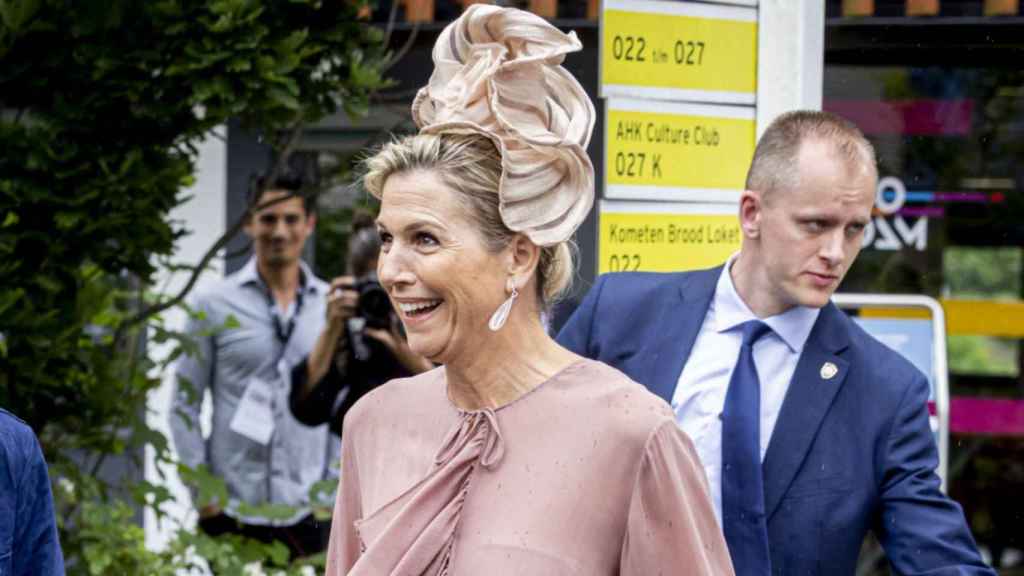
top-left (947, 335), bottom-right (1018, 377)
top-left (942, 246), bottom-right (1022, 301)
top-left (0, 0), bottom-right (388, 572)
top-left (0, 0), bottom-right (388, 427)
top-left (311, 149), bottom-right (383, 280)
top-left (942, 247), bottom-right (1022, 377)
top-left (314, 199), bottom-right (380, 280)
top-left (57, 456), bottom-right (328, 575)
top-left (78, 500), bottom-right (178, 576)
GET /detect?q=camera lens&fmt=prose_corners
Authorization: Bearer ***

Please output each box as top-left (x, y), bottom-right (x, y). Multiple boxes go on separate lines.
top-left (357, 278), bottom-right (392, 329)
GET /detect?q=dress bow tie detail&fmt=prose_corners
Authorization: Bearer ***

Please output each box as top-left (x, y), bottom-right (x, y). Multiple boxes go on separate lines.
top-left (435, 408), bottom-right (505, 470)
top-left (351, 408), bottom-right (508, 575)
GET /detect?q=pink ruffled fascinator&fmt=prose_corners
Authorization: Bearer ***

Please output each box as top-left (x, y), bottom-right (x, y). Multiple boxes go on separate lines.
top-left (411, 4), bottom-right (596, 246)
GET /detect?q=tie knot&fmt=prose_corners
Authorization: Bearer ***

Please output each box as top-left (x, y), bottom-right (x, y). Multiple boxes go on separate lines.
top-left (739, 320), bottom-right (772, 347)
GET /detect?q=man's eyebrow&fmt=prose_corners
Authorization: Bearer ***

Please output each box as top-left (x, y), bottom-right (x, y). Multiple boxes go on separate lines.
top-left (796, 213), bottom-right (839, 223)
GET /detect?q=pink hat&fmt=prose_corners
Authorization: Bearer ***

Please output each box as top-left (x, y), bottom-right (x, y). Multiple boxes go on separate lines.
top-left (412, 4), bottom-right (596, 246)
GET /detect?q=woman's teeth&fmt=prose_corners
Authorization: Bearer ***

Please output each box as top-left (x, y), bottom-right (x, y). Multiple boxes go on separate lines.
top-left (399, 300), bottom-right (442, 315)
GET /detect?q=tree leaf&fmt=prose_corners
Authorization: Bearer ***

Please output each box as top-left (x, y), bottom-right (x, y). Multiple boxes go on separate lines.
top-left (0, 0), bottom-right (41, 33)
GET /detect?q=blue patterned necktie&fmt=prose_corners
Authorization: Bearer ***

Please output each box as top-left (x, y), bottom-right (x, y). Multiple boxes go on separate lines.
top-left (722, 320), bottom-right (773, 575)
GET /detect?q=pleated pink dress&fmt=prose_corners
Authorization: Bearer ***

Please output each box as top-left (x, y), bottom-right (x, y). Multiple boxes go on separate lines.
top-left (325, 359), bottom-right (733, 576)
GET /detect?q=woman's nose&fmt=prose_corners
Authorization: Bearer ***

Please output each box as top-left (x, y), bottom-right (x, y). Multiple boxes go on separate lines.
top-left (377, 246), bottom-right (413, 289)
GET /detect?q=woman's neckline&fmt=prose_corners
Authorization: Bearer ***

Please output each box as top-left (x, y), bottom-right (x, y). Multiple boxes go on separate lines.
top-left (444, 357), bottom-right (590, 414)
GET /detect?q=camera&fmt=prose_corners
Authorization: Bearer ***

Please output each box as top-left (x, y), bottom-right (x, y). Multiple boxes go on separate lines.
top-left (354, 273), bottom-right (392, 330)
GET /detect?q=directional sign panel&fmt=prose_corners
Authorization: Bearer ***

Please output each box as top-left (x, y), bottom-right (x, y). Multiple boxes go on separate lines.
top-left (605, 98), bottom-right (755, 202)
top-left (601, 0), bottom-right (758, 104)
top-left (599, 200), bottom-right (741, 274)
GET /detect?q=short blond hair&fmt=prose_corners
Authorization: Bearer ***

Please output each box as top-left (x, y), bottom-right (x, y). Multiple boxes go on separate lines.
top-left (363, 133), bottom-right (574, 306)
top-left (746, 110), bottom-right (877, 197)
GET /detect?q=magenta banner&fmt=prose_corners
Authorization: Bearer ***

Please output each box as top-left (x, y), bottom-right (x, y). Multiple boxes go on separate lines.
top-left (824, 99), bottom-right (974, 136)
top-left (950, 397), bottom-right (1024, 437)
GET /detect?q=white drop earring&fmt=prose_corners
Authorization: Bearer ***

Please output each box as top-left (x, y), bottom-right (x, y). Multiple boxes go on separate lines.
top-left (488, 278), bottom-right (519, 332)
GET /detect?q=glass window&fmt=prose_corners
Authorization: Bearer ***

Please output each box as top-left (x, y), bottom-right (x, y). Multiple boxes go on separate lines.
top-left (826, 64), bottom-right (1024, 572)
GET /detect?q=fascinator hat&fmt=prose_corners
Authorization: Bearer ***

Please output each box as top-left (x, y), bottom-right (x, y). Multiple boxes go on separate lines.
top-left (407, 4), bottom-right (596, 247)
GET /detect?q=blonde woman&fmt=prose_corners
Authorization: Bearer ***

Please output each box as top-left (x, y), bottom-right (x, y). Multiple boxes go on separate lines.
top-left (325, 6), bottom-right (732, 575)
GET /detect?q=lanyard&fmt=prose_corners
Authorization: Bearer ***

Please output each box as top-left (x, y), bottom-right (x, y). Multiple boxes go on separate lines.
top-left (253, 266), bottom-right (305, 354)
top-left (257, 269), bottom-right (306, 347)
top-left (268, 289), bottom-right (304, 346)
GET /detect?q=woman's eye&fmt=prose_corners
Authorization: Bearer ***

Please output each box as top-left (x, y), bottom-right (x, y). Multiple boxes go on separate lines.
top-left (416, 232), bottom-right (439, 247)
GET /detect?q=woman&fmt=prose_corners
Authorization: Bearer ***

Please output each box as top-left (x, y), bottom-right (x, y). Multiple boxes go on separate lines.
top-left (326, 5), bottom-right (732, 575)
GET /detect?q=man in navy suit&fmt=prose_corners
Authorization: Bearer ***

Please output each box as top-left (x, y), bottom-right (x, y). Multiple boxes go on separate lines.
top-left (558, 111), bottom-right (993, 575)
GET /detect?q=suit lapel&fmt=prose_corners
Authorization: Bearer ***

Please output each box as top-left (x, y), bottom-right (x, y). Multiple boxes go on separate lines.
top-left (763, 303), bottom-right (851, 520)
top-left (644, 266), bottom-right (721, 404)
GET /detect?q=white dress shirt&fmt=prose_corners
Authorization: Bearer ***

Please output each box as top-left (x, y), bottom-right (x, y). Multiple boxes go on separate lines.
top-left (670, 256), bottom-right (820, 525)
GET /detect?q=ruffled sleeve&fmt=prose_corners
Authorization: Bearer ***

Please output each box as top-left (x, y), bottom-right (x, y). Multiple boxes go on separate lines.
top-left (621, 420), bottom-right (735, 575)
top-left (325, 417), bottom-right (363, 575)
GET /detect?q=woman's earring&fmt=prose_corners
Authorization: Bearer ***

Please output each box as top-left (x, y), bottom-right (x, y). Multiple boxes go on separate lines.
top-left (488, 278), bottom-right (519, 332)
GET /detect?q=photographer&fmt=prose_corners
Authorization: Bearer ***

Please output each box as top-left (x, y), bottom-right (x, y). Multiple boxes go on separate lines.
top-left (289, 213), bottom-right (432, 435)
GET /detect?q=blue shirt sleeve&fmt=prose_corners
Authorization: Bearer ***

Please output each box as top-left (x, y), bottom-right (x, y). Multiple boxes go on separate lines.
top-left (1, 411), bottom-right (65, 576)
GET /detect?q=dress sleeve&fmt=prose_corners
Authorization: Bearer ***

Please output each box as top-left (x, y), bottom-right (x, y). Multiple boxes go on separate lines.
top-left (620, 420), bottom-right (734, 576)
top-left (325, 414), bottom-right (364, 575)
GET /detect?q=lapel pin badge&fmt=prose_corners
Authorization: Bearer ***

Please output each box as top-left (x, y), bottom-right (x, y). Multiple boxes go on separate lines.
top-left (820, 362), bottom-right (839, 380)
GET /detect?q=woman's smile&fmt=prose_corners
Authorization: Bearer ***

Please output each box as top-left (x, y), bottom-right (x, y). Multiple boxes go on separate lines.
top-left (394, 298), bottom-right (444, 325)
top-left (376, 170), bottom-right (509, 363)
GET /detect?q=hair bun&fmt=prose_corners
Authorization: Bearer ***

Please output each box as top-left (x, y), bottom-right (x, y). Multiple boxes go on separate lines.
top-left (411, 4), bottom-right (595, 246)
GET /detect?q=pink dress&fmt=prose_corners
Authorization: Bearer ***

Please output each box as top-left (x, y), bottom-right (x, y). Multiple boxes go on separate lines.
top-left (325, 359), bottom-right (733, 576)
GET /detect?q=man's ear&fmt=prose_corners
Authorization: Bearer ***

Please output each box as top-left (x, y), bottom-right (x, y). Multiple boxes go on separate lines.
top-left (506, 233), bottom-right (541, 289)
top-left (738, 189), bottom-right (763, 239)
top-left (305, 212), bottom-right (317, 234)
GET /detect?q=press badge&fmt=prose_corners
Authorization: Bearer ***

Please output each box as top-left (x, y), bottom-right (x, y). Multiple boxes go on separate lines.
top-left (229, 377), bottom-right (276, 445)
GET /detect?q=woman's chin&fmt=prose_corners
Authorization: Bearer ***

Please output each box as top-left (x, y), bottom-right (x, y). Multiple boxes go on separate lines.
top-left (407, 338), bottom-right (444, 364)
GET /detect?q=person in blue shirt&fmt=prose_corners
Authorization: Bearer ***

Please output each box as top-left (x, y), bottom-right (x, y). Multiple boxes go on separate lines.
top-left (0, 408), bottom-right (65, 576)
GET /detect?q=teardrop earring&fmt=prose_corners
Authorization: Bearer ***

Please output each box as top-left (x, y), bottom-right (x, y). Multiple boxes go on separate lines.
top-left (488, 278), bottom-right (519, 331)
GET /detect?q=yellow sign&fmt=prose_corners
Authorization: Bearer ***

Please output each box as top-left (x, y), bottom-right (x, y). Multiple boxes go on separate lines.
top-left (606, 99), bottom-right (755, 200)
top-left (599, 201), bottom-right (742, 274)
top-left (602, 0), bottom-right (757, 104)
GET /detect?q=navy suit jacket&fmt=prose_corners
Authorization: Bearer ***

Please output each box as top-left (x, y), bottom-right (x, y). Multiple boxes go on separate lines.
top-left (557, 267), bottom-right (993, 576)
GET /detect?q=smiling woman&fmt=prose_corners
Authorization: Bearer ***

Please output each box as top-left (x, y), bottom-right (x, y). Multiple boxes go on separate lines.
top-left (367, 136), bottom-right (574, 368)
top-left (323, 5), bottom-right (733, 576)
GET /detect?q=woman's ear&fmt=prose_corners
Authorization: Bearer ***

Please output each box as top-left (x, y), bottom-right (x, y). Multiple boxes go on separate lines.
top-left (506, 233), bottom-right (541, 288)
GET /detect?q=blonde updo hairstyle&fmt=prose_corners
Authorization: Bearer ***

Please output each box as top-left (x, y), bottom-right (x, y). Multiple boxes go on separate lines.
top-left (363, 132), bottom-right (575, 309)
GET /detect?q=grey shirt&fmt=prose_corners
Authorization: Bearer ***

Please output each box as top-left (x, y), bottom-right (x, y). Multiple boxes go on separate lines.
top-left (170, 257), bottom-right (335, 526)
